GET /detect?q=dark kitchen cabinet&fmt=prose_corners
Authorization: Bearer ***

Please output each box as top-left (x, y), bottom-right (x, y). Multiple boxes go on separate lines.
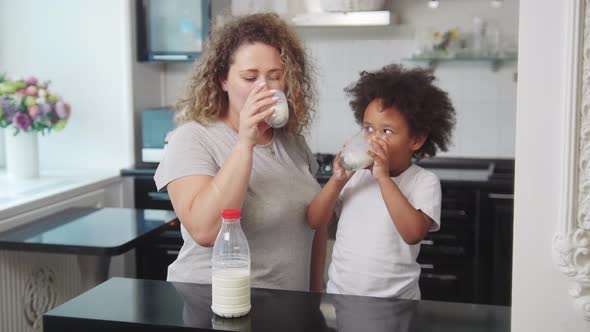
top-left (419, 262), bottom-right (476, 303)
top-left (418, 186), bottom-right (480, 303)
top-left (410, 157), bottom-right (515, 305)
top-left (418, 180), bottom-right (514, 306)
top-left (484, 191), bottom-right (514, 306)
top-left (134, 176), bottom-right (173, 210)
top-left (136, 226), bottom-right (182, 280)
top-left (129, 174), bottom-right (181, 280)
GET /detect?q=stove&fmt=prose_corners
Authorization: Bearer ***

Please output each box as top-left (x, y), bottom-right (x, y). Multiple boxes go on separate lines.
top-left (314, 153), bottom-right (336, 185)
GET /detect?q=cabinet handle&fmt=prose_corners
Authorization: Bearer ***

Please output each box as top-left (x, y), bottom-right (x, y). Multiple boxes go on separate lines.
top-left (148, 192), bottom-right (171, 201)
top-left (421, 273), bottom-right (458, 281)
top-left (166, 250), bottom-right (180, 256)
top-left (152, 54), bottom-right (189, 61)
top-left (442, 209), bottom-right (468, 217)
top-left (420, 264), bottom-right (434, 269)
top-left (488, 193), bottom-right (514, 200)
top-left (421, 240), bottom-right (434, 245)
top-left (429, 234), bottom-right (457, 241)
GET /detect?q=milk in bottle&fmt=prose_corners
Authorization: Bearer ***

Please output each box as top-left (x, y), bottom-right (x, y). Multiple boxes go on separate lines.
top-left (211, 209), bottom-right (251, 318)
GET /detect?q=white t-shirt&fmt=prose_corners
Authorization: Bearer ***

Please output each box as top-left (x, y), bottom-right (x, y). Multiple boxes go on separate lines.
top-left (327, 164), bottom-right (441, 299)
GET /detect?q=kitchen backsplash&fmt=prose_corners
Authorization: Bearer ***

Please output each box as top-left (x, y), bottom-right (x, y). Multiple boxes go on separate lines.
top-left (302, 35), bottom-right (517, 158)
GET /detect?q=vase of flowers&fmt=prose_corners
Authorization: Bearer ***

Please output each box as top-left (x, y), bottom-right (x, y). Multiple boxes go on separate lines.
top-left (0, 74), bottom-right (71, 179)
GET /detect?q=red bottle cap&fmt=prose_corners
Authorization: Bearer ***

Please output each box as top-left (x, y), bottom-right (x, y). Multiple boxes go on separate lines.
top-left (221, 209), bottom-right (241, 219)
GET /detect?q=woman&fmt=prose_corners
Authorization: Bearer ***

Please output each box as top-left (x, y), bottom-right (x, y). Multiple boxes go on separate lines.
top-left (154, 13), bottom-right (327, 292)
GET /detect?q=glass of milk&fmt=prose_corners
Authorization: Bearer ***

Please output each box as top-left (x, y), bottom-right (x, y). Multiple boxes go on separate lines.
top-left (263, 90), bottom-right (289, 128)
top-left (340, 130), bottom-right (375, 171)
top-left (211, 209), bottom-right (251, 318)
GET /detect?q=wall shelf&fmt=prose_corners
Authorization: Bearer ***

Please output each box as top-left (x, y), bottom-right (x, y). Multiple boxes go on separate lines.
top-left (291, 11), bottom-right (390, 27)
top-left (403, 55), bottom-right (518, 72)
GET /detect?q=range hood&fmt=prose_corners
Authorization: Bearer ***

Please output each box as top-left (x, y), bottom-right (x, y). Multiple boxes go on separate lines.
top-left (291, 11), bottom-right (390, 26)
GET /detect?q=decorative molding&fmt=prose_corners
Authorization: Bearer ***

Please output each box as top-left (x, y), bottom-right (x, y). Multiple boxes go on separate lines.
top-left (23, 267), bottom-right (57, 330)
top-left (552, 0), bottom-right (590, 321)
top-left (0, 251), bottom-right (82, 332)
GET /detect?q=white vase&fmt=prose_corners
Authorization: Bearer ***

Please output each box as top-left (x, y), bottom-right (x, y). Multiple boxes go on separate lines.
top-left (4, 130), bottom-right (39, 179)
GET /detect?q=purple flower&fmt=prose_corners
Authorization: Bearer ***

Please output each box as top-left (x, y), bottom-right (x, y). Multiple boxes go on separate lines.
top-left (4, 103), bottom-right (17, 116)
top-left (0, 96), bottom-right (10, 109)
top-left (13, 112), bottom-right (32, 130)
top-left (55, 101), bottom-right (71, 119)
top-left (24, 76), bottom-right (38, 86)
top-left (39, 103), bottom-right (52, 115)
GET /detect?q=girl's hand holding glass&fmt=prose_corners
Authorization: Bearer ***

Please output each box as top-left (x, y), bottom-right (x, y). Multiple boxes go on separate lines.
top-left (333, 150), bottom-right (355, 183)
top-left (367, 136), bottom-right (392, 181)
top-left (340, 130), bottom-right (375, 171)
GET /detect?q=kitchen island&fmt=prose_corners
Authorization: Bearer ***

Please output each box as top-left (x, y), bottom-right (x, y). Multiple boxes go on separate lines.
top-left (0, 208), bottom-right (177, 331)
top-left (43, 277), bottom-right (510, 331)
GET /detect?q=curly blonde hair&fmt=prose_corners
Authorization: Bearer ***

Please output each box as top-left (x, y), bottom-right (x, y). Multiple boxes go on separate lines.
top-left (175, 13), bottom-right (316, 136)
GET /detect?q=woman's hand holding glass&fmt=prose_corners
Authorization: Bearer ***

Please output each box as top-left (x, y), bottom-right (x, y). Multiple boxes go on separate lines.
top-left (238, 82), bottom-right (278, 146)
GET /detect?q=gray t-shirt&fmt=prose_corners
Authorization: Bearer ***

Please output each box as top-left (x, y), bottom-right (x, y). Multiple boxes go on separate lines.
top-left (154, 120), bottom-right (321, 291)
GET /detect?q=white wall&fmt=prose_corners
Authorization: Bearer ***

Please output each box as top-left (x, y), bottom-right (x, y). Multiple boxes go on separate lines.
top-left (393, 0), bottom-right (519, 39)
top-left (512, 0), bottom-right (590, 330)
top-left (0, 0), bottom-right (135, 172)
top-left (128, 0), bottom-right (166, 165)
top-left (162, 0), bottom-right (519, 158)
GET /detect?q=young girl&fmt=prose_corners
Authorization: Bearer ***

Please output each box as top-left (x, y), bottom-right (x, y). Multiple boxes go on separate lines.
top-left (307, 64), bottom-right (456, 299)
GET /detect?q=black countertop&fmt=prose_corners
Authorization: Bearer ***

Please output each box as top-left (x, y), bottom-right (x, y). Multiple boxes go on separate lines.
top-left (122, 157), bottom-right (514, 187)
top-left (0, 208), bottom-right (177, 255)
top-left (121, 166), bottom-right (159, 177)
top-left (44, 277), bottom-right (510, 332)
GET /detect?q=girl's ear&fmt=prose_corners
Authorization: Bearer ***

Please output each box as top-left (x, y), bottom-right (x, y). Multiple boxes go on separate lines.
top-left (221, 79), bottom-right (228, 92)
top-left (410, 134), bottom-right (428, 152)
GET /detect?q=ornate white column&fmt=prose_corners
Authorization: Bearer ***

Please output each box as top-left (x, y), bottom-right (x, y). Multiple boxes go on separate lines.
top-left (552, 0), bottom-right (590, 322)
